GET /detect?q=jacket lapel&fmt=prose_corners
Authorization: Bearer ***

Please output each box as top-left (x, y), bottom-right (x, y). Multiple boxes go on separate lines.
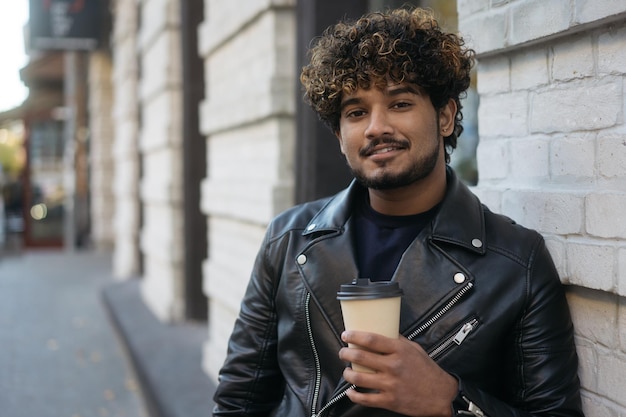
top-left (393, 236), bottom-right (468, 335)
top-left (297, 184), bottom-right (361, 341)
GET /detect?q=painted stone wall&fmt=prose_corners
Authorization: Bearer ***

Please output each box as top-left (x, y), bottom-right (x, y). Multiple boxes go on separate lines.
top-left (111, 0), bottom-right (142, 279)
top-left (136, 0), bottom-right (186, 321)
top-left (458, 0), bottom-right (626, 414)
top-left (198, 0), bottom-right (297, 378)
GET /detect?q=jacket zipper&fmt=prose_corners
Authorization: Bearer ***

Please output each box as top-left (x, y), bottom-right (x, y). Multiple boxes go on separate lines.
top-left (305, 292), bottom-right (324, 417)
top-left (406, 282), bottom-right (474, 341)
top-left (428, 318), bottom-right (479, 360)
top-left (308, 281), bottom-right (474, 417)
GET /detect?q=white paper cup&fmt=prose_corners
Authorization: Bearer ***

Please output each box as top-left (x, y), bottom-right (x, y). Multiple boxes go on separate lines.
top-left (337, 278), bottom-right (403, 373)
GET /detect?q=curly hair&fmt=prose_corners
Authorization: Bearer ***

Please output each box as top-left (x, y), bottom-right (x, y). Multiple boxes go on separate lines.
top-left (300, 7), bottom-right (475, 162)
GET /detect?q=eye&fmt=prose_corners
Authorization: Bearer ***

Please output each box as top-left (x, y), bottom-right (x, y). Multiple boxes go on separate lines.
top-left (345, 109), bottom-right (366, 118)
top-left (392, 101), bottom-right (412, 109)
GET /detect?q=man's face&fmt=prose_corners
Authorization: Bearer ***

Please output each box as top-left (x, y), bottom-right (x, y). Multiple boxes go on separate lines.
top-left (335, 82), bottom-right (454, 190)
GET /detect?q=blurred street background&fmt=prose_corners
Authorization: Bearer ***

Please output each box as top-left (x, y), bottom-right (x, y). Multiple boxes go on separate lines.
top-left (0, 248), bottom-right (149, 417)
top-left (0, 244), bottom-right (215, 417)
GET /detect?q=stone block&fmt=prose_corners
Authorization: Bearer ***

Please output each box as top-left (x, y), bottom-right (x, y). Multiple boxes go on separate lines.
top-left (204, 218), bottom-right (265, 311)
top-left (138, 0), bottom-right (181, 50)
top-left (458, 10), bottom-right (508, 55)
top-left (476, 57), bottom-right (511, 95)
top-left (581, 394), bottom-right (625, 417)
top-left (509, 138), bottom-right (549, 180)
top-left (501, 190), bottom-right (583, 235)
top-left (139, 30), bottom-right (182, 100)
top-left (530, 78), bottom-right (622, 133)
top-left (510, 0), bottom-right (572, 46)
top-left (511, 47), bottom-right (549, 91)
top-left (575, 0), bottom-right (626, 25)
top-left (478, 92), bottom-right (529, 137)
top-left (476, 139), bottom-right (509, 180)
top-left (550, 133), bottom-right (596, 180)
top-left (598, 24), bottom-right (626, 75)
top-left (551, 33), bottom-right (594, 81)
top-left (141, 256), bottom-right (183, 322)
top-left (586, 193), bottom-right (626, 239)
top-left (567, 241), bottom-right (615, 291)
top-left (598, 133), bottom-right (626, 179)
top-left (139, 90), bottom-right (183, 151)
top-left (566, 286), bottom-right (618, 348)
top-left (597, 349), bottom-right (626, 407)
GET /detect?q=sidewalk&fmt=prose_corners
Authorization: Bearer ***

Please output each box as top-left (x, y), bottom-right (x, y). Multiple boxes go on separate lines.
top-left (0, 249), bottom-right (215, 417)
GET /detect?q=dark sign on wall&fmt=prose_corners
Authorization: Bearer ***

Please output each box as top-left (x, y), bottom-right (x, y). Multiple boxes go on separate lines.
top-left (29, 0), bottom-right (105, 50)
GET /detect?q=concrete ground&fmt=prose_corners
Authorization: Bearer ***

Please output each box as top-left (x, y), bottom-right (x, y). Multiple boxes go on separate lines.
top-left (0, 247), bottom-right (215, 417)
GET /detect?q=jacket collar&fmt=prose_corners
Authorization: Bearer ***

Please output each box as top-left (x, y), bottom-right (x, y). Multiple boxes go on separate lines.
top-left (303, 167), bottom-right (486, 254)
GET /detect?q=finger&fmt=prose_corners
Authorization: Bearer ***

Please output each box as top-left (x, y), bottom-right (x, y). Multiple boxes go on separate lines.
top-left (339, 346), bottom-right (385, 374)
top-left (342, 365), bottom-right (384, 391)
top-left (341, 330), bottom-right (399, 354)
top-left (345, 384), bottom-right (384, 406)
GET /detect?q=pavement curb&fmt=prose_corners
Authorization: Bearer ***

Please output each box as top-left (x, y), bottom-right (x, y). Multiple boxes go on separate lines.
top-left (102, 278), bottom-right (216, 417)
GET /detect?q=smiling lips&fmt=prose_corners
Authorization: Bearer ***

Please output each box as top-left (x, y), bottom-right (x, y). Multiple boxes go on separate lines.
top-left (361, 140), bottom-right (408, 157)
top-left (371, 146), bottom-right (400, 155)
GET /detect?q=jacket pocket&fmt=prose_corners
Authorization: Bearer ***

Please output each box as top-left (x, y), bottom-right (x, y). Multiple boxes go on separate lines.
top-left (428, 317), bottom-right (480, 361)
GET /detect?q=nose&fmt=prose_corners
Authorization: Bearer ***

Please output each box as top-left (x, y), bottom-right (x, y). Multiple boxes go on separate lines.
top-left (364, 108), bottom-right (393, 139)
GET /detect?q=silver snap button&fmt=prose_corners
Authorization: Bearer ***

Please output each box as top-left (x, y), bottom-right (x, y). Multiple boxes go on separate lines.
top-left (306, 224), bottom-right (316, 231)
top-left (297, 254), bottom-right (307, 265)
top-left (471, 238), bottom-right (483, 248)
top-left (453, 273), bottom-right (466, 284)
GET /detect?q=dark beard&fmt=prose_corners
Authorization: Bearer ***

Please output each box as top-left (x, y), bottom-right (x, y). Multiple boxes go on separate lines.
top-left (351, 139), bottom-right (440, 190)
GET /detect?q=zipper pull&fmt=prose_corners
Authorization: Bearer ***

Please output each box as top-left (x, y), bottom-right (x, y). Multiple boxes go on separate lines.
top-left (453, 319), bottom-right (477, 345)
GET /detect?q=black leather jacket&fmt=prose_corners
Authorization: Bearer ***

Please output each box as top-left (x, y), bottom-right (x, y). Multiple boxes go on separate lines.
top-left (213, 169), bottom-right (584, 417)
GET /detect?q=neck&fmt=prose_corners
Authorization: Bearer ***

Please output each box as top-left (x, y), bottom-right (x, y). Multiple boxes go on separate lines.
top-left (367, 164), bottom-right (447, 216)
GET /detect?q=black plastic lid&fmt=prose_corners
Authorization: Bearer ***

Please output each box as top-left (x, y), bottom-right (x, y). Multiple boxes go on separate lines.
top-left (337, 278), bottom-right (403, 300)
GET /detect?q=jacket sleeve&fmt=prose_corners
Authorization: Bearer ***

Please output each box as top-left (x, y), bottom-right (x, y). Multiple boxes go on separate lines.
top-left (213, 230), bottom-right (285, 417)
top-left (455, 238), bottom-right (584, 417)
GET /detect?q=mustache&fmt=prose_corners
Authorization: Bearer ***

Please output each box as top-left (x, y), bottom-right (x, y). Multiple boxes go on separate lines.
top-left (360, 137), bottom-right (410, 157)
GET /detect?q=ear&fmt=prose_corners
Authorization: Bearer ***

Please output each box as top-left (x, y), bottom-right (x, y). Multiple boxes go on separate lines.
top-left (335, 130), bottom-right (346, 154)
top-left (439, 99), bottom-right (457, 137)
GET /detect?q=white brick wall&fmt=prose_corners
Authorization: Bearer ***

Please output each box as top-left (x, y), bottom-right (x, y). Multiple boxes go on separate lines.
top-left (459, 0), bottom-right (626, 413)
top-left (458, 0), bottom-right (626, 55)
top-left (111, 0), bottom-right (141, 278)
top-left (530, 78), bottom-right (621, 133)
top-left (510, 48), bottom-right (549, 91)
top-left (549, 133), bottom-right (595, 180)
top-left (137, 0), bottom-right (186, 322)
top-left (202, 217), bottom-right (267, 377)
top-left (597, 133), bottom-right (626, 178)
top-left (199, 2), bottom-right (296, 380)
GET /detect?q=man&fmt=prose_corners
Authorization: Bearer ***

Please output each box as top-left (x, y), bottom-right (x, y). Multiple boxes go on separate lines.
top-left (213, 7), bottom-right (584, 417)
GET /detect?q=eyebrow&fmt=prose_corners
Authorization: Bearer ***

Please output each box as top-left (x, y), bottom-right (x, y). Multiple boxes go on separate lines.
top-left (387, 85), bottom-right (420, 96)
top-left (339, 85), bottom-right (420, 111)
top-left (339, 97), bottom-right (363, 111)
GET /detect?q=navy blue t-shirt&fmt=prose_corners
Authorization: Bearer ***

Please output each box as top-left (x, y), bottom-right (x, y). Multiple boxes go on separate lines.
top-left (353, 192), bottom-right (440, 282)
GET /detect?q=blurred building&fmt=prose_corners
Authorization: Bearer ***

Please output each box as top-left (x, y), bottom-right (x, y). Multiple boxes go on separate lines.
top-left (16, 0), bottom-right (626, 415)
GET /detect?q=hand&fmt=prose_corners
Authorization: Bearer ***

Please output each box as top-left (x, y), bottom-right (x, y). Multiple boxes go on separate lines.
top-left (339, 330), bottom-right (457, 417)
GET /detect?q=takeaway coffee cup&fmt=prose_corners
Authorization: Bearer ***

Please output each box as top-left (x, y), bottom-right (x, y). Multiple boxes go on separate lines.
top-left (337, 278), bottom-right (403, 373)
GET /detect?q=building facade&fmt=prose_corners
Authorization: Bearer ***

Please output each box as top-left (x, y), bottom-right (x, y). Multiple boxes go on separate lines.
top-left (458, 0), bottom-right (626, 414)
top-left (83, 0), bottom-right (626, 414)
